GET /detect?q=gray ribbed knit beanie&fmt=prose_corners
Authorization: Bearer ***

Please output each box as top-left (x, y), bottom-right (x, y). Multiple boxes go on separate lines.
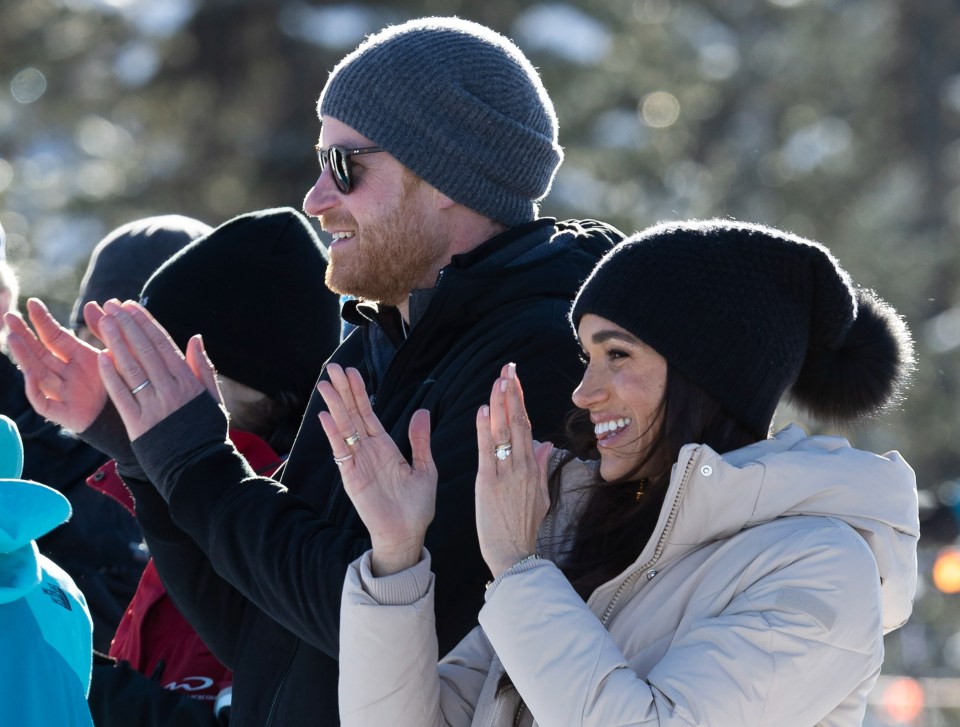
top-left (571, 219), bottom-right (915, 437)
top-left (318, 16), bottom-right (562, 226)
top-left (71, 215), bottom-right (211, 330)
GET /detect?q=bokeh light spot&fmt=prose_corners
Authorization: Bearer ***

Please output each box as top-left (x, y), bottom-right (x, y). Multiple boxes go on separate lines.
top-left (698, 42), bottom-right (741, 80)
top-left (0, 159), bottom-right (13, 194)
top-left (114, 41), bottom-right (161, 87)
top-left (11, 68), bottom-right (47, 104)
top-left (513, 4), bottom-right (612, 66)
top-left (932, 548), bottom-right (960, 594)
top-left (943, 74), bottom-right (960, 115)
top-left (640, 92), bottom-right (680, 128)
top-left (881, 677), bottom-right (925, 724)
top-left (278, 3), bottom-right (378, 50)
top-left (925, 307), bottom-right (960, 354)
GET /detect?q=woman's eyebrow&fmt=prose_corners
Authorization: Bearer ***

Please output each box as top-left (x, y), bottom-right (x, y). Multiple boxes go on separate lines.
top-left (590, 329), bottom-right (640, 346)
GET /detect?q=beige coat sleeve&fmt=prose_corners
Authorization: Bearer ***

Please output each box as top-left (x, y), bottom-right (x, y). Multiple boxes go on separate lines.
top-left (339, 551), bottom-right (494, 727)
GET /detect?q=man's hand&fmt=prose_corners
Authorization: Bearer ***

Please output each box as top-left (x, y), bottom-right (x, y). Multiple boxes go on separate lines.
top-left (95, 300), bottom-right (223, 441)
top-left (317, 364), bottom-right (437, 576)
top-left (5, 297), bottom-right (108, 433)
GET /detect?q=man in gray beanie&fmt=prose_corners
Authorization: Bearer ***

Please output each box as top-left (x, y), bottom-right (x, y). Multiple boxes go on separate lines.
top-left (317, 16), bottom-right (562, 228)
top-left (9, 17), bottom-right (623, 725)
top-left (306, 16), bottom-right (572, 314)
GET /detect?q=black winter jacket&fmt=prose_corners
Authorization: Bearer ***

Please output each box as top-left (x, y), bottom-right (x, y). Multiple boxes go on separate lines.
top-left (127, 218), bottom-right (623, 726)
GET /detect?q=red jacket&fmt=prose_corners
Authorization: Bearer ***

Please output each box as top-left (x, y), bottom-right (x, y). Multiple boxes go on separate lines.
top-left (88, 429), bottom-right (282, 710)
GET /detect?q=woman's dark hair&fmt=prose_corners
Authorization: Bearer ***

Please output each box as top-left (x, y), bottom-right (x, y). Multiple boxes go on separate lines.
top-left (497, 364), bottom-right (759, 701)
top-left (554, 362), bottom-right (759, 601)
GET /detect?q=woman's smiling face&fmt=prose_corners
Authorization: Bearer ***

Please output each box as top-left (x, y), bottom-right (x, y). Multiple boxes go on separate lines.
top-left (572, 314), bottom-right (668, 482)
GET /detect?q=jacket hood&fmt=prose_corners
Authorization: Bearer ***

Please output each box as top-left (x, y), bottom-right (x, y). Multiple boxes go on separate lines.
top-left (0, 414), bottom-right (72, 604)
top-left (659, 424), bottom-right (919, 632)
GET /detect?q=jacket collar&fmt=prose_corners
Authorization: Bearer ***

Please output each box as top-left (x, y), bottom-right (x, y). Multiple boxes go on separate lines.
top-left (344, 218), bottom-right (557, 336)
top-left (554, 425), bottom-right (919, 632)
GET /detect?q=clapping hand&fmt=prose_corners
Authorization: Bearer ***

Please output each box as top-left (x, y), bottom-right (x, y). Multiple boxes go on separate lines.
top-left (316, 364), bottom-right (437, 576)
top-left (475, 363), bottom-right (553, 579)
top-left (94, 300), bottom-right (221, 441)
top-left (5, 298), bottom-right (109, 433)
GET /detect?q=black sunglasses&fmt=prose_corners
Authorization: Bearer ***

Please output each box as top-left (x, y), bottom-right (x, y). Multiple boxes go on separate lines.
top-left (315, 144), bottom-right (386, 193)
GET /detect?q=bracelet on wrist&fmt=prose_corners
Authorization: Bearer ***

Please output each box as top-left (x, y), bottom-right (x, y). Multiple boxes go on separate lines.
top-left (514, 552), bottom-right (541, 567)
top-left (485, 553), bottom-right (541, 590)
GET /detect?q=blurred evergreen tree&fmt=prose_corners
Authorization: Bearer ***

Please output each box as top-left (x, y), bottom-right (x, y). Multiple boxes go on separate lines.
top-left (1, 0), bottom-right (959, 702)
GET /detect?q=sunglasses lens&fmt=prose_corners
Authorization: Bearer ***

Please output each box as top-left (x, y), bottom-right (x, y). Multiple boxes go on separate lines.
top-left (317, 147), bottom-right (351, 193)
top-left (329, 147), bottom-right (351, 193)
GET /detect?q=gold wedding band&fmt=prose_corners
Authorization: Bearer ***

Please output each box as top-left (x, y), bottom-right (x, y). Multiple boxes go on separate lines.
top-left (344, 432), bottom-right (361, 447)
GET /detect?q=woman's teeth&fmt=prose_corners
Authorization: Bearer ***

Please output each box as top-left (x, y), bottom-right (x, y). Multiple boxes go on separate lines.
top-left (594, 417), bottom-right (631, 437)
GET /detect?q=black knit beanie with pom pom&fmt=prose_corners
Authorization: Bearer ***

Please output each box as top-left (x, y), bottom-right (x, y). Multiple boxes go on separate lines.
top-left (570, 219), bottom-right (915, 438)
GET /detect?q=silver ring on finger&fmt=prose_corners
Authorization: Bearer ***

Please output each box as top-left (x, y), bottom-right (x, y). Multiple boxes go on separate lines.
top-left (344, 431), bottom-right (361, 447)
top-left (130, 379), bottom-right (151, 395)
top-left (494, 442), bottom-right (513, 461)
top-left (333, 453), bottom-right (354, 466)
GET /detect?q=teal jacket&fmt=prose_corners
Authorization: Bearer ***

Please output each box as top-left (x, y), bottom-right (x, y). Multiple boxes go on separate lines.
top-left (0, 415), bottom-right (94, 727)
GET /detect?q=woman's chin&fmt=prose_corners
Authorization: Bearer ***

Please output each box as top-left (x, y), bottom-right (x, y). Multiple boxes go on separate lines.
top-left (598, 454), bottom-right (636, 483)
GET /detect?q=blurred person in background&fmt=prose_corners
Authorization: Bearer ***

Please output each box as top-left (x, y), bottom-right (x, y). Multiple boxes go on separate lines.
top-left (69, 215), bottom-right (213, 346)
top-left (328, 219), bottom-right (920, 726)
top-left (0, 215), bottom-right (207, 652)
top-left (0, 413), bottom-right (95, 727)
top-left (11, 208), bottom-right (342, 726)
top-left (6, 16), bottom-right (623, 725)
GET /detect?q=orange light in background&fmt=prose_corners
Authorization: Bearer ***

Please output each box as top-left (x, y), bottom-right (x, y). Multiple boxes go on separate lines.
top-left (932, 547), bottom-right (960, 594)
top-left (882, 677), bottom-right (925, 724)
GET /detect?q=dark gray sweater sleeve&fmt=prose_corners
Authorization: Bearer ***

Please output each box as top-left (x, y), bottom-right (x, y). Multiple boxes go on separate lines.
top-left (130, 392), bottom-right (249, 500)
top-left (79, 401), bottom-right (143, 479)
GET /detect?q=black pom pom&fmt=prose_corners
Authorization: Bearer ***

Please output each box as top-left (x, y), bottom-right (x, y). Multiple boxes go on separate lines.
top-left (790, 289), bottom-right (915, 424)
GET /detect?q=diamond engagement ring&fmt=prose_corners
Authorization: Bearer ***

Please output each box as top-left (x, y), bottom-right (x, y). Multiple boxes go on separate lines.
top-left (333, 453), bottom-right (354, 465)
top-left (494, 442), bottom-right (513, 461)
top-left (344, 432), bottom-right (361, 447)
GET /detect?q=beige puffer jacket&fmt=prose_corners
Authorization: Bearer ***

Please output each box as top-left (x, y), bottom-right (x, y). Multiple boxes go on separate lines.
top-left (339, 425), bottom-right (919, 726)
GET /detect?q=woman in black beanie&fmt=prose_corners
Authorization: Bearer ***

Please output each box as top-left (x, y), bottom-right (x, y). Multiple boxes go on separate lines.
top-left (328, 218), bottom-right (920, 726)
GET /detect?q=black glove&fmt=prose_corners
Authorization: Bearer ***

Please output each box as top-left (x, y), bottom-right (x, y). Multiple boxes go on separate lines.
top-left (88, 658), bottom-right (220, 727)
